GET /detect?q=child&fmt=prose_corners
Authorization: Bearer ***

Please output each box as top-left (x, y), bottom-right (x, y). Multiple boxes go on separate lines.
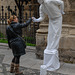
top-left (6, 15), bottom-right (32, 75)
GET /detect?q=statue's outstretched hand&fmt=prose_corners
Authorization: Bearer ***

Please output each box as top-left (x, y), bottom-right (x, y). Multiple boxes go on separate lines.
top-left (61, 10), bottom-right (65, 15)
top-left (32, 17), bottom-right (37, 22)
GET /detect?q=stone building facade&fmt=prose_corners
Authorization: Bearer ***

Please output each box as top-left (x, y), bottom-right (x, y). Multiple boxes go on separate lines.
top-left (0, 0), bottom-right (38, 16)
top-left (0, 0), bottom-right (16, 12)
top-left (36, 0), bottom-right (75, 63)
top-left (59, 0), bottom-right (75, 63)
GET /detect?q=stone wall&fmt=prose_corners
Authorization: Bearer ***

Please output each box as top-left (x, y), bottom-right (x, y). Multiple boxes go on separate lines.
top-left (0, 0), bottom-right (16, 6)
top-left (59, 0), bottom-right (75, 63)
top-left (0, 0), bottom-right (16, 12)
top-left (63, 0), bottom-right (75, 25)
top-left (59, 25), bottom-right (75, 63)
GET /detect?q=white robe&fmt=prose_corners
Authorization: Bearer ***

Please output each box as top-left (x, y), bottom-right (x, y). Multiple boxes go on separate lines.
top-left (33, 0), bottom-right (64, 74)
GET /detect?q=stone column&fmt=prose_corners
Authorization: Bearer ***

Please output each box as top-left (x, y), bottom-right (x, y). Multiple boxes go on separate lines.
top-left (36, 16), bottom-right (49, 59)
top-left (36, 23), bottom-right (48, 59)
top-left (36, 0), bottom-right (75, 63)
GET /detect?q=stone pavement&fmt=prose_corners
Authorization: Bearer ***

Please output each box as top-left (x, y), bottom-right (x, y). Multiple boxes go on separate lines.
top-left (0, 43), bottom-right (75, 75)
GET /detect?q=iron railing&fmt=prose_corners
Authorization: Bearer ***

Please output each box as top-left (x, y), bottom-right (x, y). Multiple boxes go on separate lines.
top-left (0, 5), bottom-right (39, 45)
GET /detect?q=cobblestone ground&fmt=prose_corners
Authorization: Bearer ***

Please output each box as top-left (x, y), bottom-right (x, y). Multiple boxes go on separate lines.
top-left (0, 54), bottom-right (68, 75)
top-left (0, 54), bottom-right (40, 75)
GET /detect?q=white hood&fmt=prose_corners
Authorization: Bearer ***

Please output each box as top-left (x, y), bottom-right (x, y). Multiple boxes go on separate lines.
top-left (38, 0), bottom-right (44, 4)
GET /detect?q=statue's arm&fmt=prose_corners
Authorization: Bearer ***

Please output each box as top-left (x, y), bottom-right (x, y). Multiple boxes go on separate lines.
top-left (32, 4), bottom-right (45, 22)
top-left (58, 0), bottom-right (64, 14)
top-left (52, 0), bottom-right (65, 14)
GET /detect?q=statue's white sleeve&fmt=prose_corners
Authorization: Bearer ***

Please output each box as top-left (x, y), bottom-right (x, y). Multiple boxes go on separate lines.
top-left (54, 0), bottom-right (64, 10)
top-left (51, 0), bottom-right (64, 14)
top-left (33, 5), bottom-right (45, 22)
top-left (59, 0), bottom-right (64, 11)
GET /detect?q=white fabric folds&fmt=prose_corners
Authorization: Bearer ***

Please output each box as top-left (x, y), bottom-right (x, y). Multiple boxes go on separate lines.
top-left (44, 49), bottom-right (60, 71)
top-left (40, 49), bottom-right (60, 75)
top-left (40, 16), bottom-right (62, 75)
top-left (33, 0), bottom-right (64, 75)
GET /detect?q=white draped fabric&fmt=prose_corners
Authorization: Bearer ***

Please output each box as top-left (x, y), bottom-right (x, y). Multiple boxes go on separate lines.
top-left (38, 0), bottom-right (44, 4)
top-left (32, 0), bottom-right (64, 75)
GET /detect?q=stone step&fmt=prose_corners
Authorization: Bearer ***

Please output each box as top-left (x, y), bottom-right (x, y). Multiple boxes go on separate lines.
top-left (39, 24), bottom-right (48, 29)
top-left (39, 24), bottom-right (75, 29)
top-left (36, 29), bottom-right (48, 34)
top-left (39, 24), bottom-right (75, 35)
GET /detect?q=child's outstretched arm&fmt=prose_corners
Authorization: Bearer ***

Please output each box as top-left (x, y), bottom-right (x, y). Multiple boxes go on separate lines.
top-left (20, 18), bottom-right (32, 27)
top-left (13, 18), bottom-right (32, 29)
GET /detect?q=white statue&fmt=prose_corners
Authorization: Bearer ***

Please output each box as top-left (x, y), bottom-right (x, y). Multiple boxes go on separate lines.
top-left (32, 0), bottom-right (64, 75)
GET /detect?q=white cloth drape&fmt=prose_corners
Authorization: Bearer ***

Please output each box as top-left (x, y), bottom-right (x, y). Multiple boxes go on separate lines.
top-left (33, 0), bottom-right (64, 75)
top-left (44, 16), bottom-right (62, 71)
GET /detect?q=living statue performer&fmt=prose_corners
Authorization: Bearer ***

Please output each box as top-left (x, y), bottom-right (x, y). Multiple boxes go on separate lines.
top-left (32, 0), bottom-right (64, 75)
